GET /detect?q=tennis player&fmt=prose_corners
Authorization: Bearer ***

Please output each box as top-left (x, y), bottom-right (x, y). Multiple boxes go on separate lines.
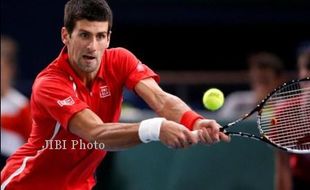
top-left (1, 0), bottom-right (229, 189)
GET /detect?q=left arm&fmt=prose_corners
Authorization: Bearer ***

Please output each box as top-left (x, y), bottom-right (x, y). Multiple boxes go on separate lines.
top-left (134, 78), bottom-right (230, 143)
top-left (135, 78), bottom-right (190, 121)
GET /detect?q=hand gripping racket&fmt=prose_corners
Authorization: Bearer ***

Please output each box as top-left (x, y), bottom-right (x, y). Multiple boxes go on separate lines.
top-left (219, 77), bottom-right (310, 154)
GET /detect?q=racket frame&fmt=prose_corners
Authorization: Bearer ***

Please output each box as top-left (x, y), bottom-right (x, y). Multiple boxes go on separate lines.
top-left (220, 77), bottom-right (310, 154)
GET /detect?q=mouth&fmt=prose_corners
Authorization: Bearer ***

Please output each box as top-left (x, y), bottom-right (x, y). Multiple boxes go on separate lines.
top-left (82, 55), bottom-right (96, 61)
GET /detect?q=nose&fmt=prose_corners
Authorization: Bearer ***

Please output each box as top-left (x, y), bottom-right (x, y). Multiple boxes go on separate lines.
top-left (87, 37), bottom-right (97, 51)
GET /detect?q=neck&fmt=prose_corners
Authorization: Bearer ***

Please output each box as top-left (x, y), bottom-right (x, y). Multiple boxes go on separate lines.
top-left (70, 63), bottom-right (99, 90)
top-left (82, 73), bottom-right (96, 90)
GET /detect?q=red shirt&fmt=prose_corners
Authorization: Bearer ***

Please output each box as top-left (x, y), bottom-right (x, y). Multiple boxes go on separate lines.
top-left (1, 47), bottom-right (159, 190)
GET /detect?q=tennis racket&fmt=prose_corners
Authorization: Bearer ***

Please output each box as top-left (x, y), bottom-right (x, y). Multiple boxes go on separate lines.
top-left (217, 77), bottom-right (310, 154)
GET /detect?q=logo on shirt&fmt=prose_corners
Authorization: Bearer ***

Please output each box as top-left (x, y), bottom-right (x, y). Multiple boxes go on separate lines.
top-left (99, 86), bottom-right (111, 98)
top-left (136, 62), bottom-right (145, 72)
top-left (57, 96), bottom-right (75, 107)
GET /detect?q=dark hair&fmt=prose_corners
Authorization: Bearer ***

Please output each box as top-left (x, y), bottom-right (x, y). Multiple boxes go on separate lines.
top-left (247, 51), bottom-right (284, 76)
top-left (64, 0), bottom-right (113, 34)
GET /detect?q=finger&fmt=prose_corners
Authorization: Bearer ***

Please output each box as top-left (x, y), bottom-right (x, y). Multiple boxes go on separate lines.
top-left (168, 142), bottom-right (180, 149)
top-left (197, 129), bottom-right (207, 144)
top-left (167, 138), bottom-right (182, 149)
top-left (219, 132), bottom-right (231, 142)
top-left (209, 125), bottom-right (220, 143)
top-left (198, 119), bottom-right (220, 143)
top-left (185, 130), bottom-right (199, 145)
top-left (178, 133), bottom-right (192, 148)
top-left (169, 133), bottom-right (186, 149)
top-left (190, 130), bottom-right (199, 140)
top-left (192, 130), bottom-right (201, 144)
top-left (201, 128), bottom-right (213, 144)
top-left (206, 120), bottom-right (220, 142)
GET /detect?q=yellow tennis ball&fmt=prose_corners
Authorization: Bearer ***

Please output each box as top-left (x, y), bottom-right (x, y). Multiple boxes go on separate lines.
top-left (202, 88), bottom-right (224, 111)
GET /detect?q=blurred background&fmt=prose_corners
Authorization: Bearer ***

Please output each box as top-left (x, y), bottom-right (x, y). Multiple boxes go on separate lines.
top-left (2, 0), bottom-right (310, 190)
top-left (2, 0), bottom-right (310, 103)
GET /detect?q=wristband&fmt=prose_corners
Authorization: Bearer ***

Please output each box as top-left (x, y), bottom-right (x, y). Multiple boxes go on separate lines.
top-left (138, 117), bottom-right (166, 143)
top-left (180, 110), bottom-right (204, 130)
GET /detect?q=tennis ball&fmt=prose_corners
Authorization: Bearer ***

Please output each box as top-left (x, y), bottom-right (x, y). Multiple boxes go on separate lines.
top-left (202, 88), bottom-right (224, 111)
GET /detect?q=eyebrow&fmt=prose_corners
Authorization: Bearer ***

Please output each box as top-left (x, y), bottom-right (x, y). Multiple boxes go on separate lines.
top-left (78, 29), bottom-right (108, 35)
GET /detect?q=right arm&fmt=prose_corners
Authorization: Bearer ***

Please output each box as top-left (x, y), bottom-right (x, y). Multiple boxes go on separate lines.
top-left (68, 109), bottom-right (140, 151)
top-left (68, 108), bottom-right (198, 151)
top-left (33, 75), bottom-right (196, 151)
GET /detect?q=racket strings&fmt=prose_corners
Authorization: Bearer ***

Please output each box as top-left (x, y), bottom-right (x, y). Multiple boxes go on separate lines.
top-left (264, 87), bottom-right (310, 100)
top-left (268, 130), bottom-right (310, 143)
top-left (262, 93), bottom-right (310, 107)
top-left (261, 107), bottom-right (310, 121)
top-left (262, 117), bottom-right (310, 139)
top-left (279, 141), bottom-right (310, 150)
top-left (264, 125), bottom-right (310, 142)
top-left (260, 109), bottom-right (310, 127)
top-left (261, 119), bottom-right (310, 134)
top-left (259, 80), bottom-right (310, 150)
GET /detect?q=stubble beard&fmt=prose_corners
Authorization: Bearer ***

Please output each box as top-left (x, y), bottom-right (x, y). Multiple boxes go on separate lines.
top-left (77, 59), bottom-right (99, 73)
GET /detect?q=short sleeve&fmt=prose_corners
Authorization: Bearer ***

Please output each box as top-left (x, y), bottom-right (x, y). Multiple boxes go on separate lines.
top-left (109, 48), bottom-right (159, 90)
top-left (32, 76), bottom-right (89, 130)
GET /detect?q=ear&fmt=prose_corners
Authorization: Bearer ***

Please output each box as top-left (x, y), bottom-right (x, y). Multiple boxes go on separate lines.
top-left (106, 31), bottom-right (112, 48)
top-left (61, 27), bottom-right (69, 45)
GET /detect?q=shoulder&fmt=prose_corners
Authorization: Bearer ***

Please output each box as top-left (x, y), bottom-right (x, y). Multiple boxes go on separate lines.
top-left (104, 47), bottom-right (138, 61)
top-left (106, 47), bottom-right (134, 55)
top-left (103, 47), bottom-right (140, 76)
top-left (33, 67), bottom-right (71, 93)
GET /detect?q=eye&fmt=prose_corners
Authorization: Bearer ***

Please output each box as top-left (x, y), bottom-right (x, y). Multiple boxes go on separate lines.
top-left (79, 32), bottom-right (89, 39)
top-left (97, 34), bottom-right (106, 41)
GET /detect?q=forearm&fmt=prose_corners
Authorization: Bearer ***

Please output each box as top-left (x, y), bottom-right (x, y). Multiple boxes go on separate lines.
top-left (89, 123), bottom-right (141, 151)
top-left (135, 78), bottom-right (230, 144)
top-left (154, 93), bottom-right (191, 122)
top-left (134, 78), bottom-right (191, 122)
top-left (152, 92), bottom-right (206, 131)
top-left (69, 109), bottom-right (142, 151)
top-left (134, 78), bottom-right (203, 130)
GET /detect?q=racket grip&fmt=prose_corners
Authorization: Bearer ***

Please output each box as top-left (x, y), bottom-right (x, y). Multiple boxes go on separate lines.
top-left (220, 127), bottom-right (229, 134)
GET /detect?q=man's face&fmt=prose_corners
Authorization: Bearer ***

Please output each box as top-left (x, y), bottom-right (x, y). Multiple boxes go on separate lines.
top-left (62, 19), bottom-right (110, 75)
